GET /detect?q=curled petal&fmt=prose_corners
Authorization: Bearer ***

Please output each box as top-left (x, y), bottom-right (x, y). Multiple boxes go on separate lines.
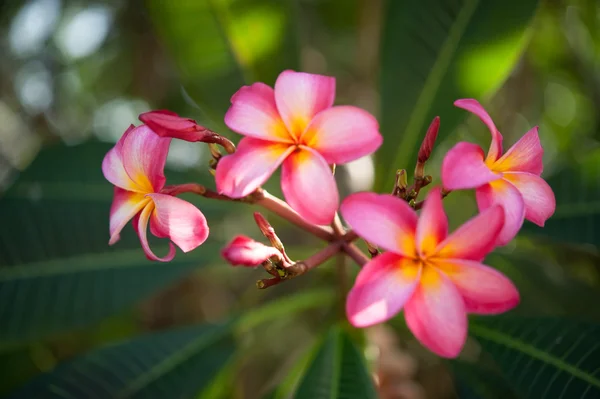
top-left (147, 193), bottom-right (209, 253)
top-left (476, 179), bottom-right (525, 246)
top-left (215, 138), bottom-right (295, 198)
top-left (224, 83), bottom-right (293, 143)
top-left (340, 193), bottom-right (417, 256)
top-left (102, 125), bottom-right (146, 192)
top-left (404, 268), bottom-right (467, 358)
top-left (108, 187), bottom-right (150, 245)
top-left (432, 259), bottom-right (520, 314)
top-left (434, 204), bottom-right (504, 261)
top-left (416, 187), bottom-right (448, 256)
top-left (346, 253), bottom-right (421, 327)
top-left (135, 203), bottom-right (176, 262)
top-left (503, 172), bottom-right (555, 226)
top-left (441, 142), bottom-right (500, 190)
top-left (492, 127), bottom-right (543, 174)
top-left (139, 110), bottom-right (210, 142)
top-left (301, 106), bottom-right (383, 164)
top-left (281, 147), bottom-right (339, 225)
top-left (221, 235), bottom-right (281, 267)
top-left (454, 99), bottom-right (503, 163)
top-left (274, 70), bottom-right (335, 140)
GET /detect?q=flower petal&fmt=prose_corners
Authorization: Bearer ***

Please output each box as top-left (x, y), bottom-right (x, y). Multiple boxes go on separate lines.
top-left (147, 193), bottom-right (209, 253)
top-left (454, 98), bottom-right (503, 163)
top-left (492, 127), bottom-right (543, 174)
top-left (346, 253), bottom-right (421, 327)
top-left (139, 110), bottom-right (211, 142)
top-left (224, 82), bottom-right (293, 143)
top-left (135, 202), bottom-right (176, 262)
top-left (404, 268), bottom-right (467, 358)
top-left (476, 179), bottom-right (525, 246)
top-left (416, 187), bottom-right (448, 256)
top-left (340, 193), bottom-right (417, 256)
top-left (108, 187), bottom-right (150, 245)
top-left (122, 125), bottom-right (171, 193)
top-left (215, 137), bottom-right (295, 198)
top-left (274, 70), bottom-right (335, 140)
top-left (300, 105), bottom-right (383, 164)
top-left (280, 147), bottom-right (338, 225)
top-left (221, 235), bottom-right (281, 267)
top-left (503, 172), bottom-right (556, 226)
top-left (432, 259), bottom-right (520, 314)
top-left (102, 125), bottom-right (146, 192)
top-left (441, 142), bottom-right (500, 190)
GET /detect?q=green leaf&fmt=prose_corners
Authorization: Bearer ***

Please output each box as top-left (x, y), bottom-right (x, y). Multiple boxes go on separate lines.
top-left (470, 317), bottom-right (600, 398)
top-left (450, 360), bottom-right (519, 399)
top-left (293, 326), bottom-right (377, 399)
top-left (8, 321), bottom-right (236, 399)
top-left (376, 0), bottom-right (539, 190)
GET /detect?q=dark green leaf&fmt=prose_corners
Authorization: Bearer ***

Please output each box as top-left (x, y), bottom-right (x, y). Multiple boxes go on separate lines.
top-left (450, 360), bottom-right (520, 399)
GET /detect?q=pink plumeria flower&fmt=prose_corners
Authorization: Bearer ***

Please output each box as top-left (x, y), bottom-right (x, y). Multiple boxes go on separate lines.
top-left (102, 124), bottom-right (209, 262)
top-left (215, 70), bottom-right (383, 225)
top-left (221, 235), bottom-right (282, 267)
top-left (139, 110), bottom-right (213, 142)
top-left (341, 187), bottom-right (519, 358)
top-left (442, 99), bottom-right (556, 245)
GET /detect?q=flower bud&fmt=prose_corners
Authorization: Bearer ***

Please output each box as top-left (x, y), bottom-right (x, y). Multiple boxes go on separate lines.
top-left (221, 235), bottom-right (282, 267)
top-left (139, 110), bottom-right (211, 142)
top-left (417, 116), bottom-right (440, 163)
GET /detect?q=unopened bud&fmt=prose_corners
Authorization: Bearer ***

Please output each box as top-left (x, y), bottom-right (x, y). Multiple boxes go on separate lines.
top-left (208, 143), bottom-right (222, 160)
top-left (418, 116), bottom-right (440, 163)
top-left (396, 169), bottom-right (408, 190)
top-left (254, 212), bottom-right (285, 253)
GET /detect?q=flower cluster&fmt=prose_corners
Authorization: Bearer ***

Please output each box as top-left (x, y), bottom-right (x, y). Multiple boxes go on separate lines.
top-left (102, 70), bottom-right (556, 358)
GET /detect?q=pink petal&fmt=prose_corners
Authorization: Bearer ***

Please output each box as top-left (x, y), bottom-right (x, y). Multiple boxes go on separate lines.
top-left (280, 147), bottom-right (339, 225)
top-left (147, 193), bottom-right (209, 253)
top-left (346, 253), bottom-right (421, 327)
top-left (224, 82), bottom-right (293, 143)
top-left (434, 204), bottom-right (504, 261)
top-left (300, 106), bottom-right (383, 164)
top-left (135, 203), bottom-right (176, 262)
top-left (274, 70), bottom-right (335, 140)
top-left (476, 179), bottom-right (525, 246)
top-left (102, 125), bottom-right (147, 193)
top-left (454, 99), bottom-right (503, 163)
top-left (340, 193), bottom-right (417, 256)
top-left (215, 137), bottom-right (295, 198)
top-left (432, 259), bottom-right (520, 314)
top-left (122, 125), bottom-right (171, 193)
top-left (404, 268), bottom-right (467, 358)
top-left (503, 172), bottom-right (556, 226)
top-left (491, 127), bottom-right (543, 175)
top-left (139, 110), bottom-right (211, 142)
top-left (108, 187), bottom-right (150, 245)
top-left (441, 142), bottom-right (500, 190)
top-left (415, 187), bottom-right (448, 256)
top-left (221, 235), bottom-right (281, 267)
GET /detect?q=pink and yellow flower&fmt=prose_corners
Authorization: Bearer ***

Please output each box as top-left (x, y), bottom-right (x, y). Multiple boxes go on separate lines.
top-left (215, 70), bottom-right (383, 225)
top-left (341, 188), bottom-right (519, 358)
top-left (442, 99), bottom-right (556, 245)
top-left (102, 124), bottom-right (209, 261)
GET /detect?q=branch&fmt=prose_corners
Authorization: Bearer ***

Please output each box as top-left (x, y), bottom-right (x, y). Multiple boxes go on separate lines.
top-left (342, 242), bottom-right (369, 267)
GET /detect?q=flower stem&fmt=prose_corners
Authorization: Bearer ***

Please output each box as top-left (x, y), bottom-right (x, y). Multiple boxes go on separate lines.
top-left (342, 242), bottom-right (369, 267)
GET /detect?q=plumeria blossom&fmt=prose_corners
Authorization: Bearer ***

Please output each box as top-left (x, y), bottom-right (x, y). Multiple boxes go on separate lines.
top-left (139, 110), bottom-right (211, 142)
top-left (215, 70), bottom-right (383, 225)
top-left (221, 235), bottom-right (282, 267)
top-left (102, 124), bottom-right (209, 261)
top-left (442, 99), bottom-right (556, 245)
top-left (341, 188), bottom-right (519, 358)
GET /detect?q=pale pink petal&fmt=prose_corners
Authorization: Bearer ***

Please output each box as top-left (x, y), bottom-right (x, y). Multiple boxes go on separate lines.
top-left (415, 187), bottom-right (448, 256)
top-left (146, 193), bottom-right (208, 253)
top-left (340, 193), bottom-right (417, 256)
top-left (346, 253), bottom-right (421, 327)
top-left (108, 187), bottom-right (150, 245)
top-left (215, 138), bottom-right (295, 198)
top-left (434, 204), bottom-right (504, 261)
top-left (454, 99), bottom-right (503, 163)
top-left (274, 70), bottom-right (335, 140)
top-left (135, 203), bottom-right (176, 262)
top-left (476, 179), bottom-right (525, 246)
top-left (502, 172), bottom-right (556, 226)
top-left (300, 106), bottom-right (383, 164)
top-left (441, 142), bottom-right (500, 190)
top-left (280, 147), bottom-right (338, 225)
top-left (492, 127), bottom-right (543, 175)
top-left (122, 125), bottom-right (171, 193)
top-left (102, 125), bottom-right (147, 192)
top-left (139, 110), bottom-right (212, 142)
top-left (224, 82), bottom-right (293, 143)
top-left (404, 268), bottom-right (467, 358)
top-left (221, 235), bottom-right (281, 267)
top-left (432, 259), bottom-right (520, 314)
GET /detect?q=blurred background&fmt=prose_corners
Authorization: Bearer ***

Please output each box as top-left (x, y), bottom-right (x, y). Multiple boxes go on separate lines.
top-left (0, 0), bottom-right (599, 398)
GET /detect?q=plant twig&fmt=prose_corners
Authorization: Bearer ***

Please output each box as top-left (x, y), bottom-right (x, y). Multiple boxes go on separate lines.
top-left (331, 212), bottom-right (345, 237)
top-left (343, 242), bottom-right (369, 267)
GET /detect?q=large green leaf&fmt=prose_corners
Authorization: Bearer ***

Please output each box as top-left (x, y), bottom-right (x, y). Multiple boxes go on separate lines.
top-left (293, 326), bottom-right (377, 399)
top-left (7, 321), bottom-right (236, 399)
top-left (375, 0), bottom-right (539, 190)
top-left (450, 360), bottom-right (519, 399)
top-left (470, 317), bottom-right (600, 398)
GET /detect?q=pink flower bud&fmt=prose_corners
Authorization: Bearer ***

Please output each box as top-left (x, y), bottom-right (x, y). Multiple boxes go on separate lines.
top-left (221, 235), bottom-right (282, 267)
top-left (139, 110), bottom-right (211, 142)
top-left (418, 116), bottom-right (440, 163)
